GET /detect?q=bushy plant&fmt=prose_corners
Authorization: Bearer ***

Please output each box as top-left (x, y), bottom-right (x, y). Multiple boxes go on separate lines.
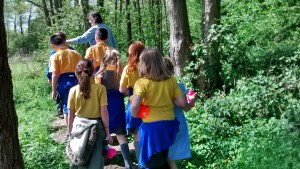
top-left (178, 61), bottom-right (300, 168)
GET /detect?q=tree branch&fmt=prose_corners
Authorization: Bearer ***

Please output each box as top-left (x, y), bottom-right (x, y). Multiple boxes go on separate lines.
top-left (24, 0), bottom-right (44, 10)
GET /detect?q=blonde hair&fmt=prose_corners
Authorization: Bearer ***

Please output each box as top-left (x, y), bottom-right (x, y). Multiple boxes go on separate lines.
top-left (97, 49), bottom-right (121, 78)
top-left (138, 48), bottom-right (171, 81)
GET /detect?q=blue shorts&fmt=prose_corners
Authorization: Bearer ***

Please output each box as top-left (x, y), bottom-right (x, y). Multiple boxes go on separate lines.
top-left (57, 73), bottom-right (77, 114)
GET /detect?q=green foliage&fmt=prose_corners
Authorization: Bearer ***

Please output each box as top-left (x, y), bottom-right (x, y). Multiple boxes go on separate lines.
top-left (12, 58), bottom-right (69, 169)
top-left (179, 67), bottom-right (300, 168)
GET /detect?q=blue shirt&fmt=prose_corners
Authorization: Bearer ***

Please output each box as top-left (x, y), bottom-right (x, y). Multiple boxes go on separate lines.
top-left (67, 23), bottom-right (118, 48)
top-left (46, 46), bottom-right (75, 80)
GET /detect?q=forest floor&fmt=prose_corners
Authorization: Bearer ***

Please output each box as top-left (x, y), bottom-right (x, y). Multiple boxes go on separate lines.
top-left (51, 116), bottom-right (138, 169)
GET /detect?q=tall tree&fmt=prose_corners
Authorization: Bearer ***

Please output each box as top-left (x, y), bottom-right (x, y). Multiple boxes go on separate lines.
top-left (25, 0), bottom-right (52, 26)
top-left (0, 0), bottom-right (24, 168)
top-left (154, 0), bottom-right (162, 51)
top-left (201, 0), bottom-right (221, 90)
top-left (165, 0), bottom-right (192, 76)
top-left (125, 0), bottom-right (132, 46)
top-left (80, 0), bottom-right (90, 31)
top-left (132, 0), bottom-right (143, 39)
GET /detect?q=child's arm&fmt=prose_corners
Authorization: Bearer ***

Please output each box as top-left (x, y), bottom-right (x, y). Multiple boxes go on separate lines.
top-left (119, 86), bottom-right (129, 96)
top-left (68, 109), bottom-right (75, 134)
top-left (51, 71), bottom-right (59, 100)
top-left (101, 106), bottom-right (113, 145)
top-left (174, 95), bottom-right (187, 108)
top-left (66, 27), bottom-right (96, 44)
top-left (130, 95), bottom-right (142, 118)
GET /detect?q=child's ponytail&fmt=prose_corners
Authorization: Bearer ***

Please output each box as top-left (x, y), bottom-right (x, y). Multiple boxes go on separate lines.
top-left (75, 59), bottom-right (94, 99)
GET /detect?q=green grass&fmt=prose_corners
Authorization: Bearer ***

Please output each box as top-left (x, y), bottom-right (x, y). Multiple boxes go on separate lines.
top-left (11, 57), bottom-right (69, 169)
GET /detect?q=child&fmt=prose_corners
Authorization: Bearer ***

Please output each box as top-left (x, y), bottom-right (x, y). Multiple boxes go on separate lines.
top-left (46, 32), bottom-right (75, 116)
top-left (163, 57), bottom-right (197, 169)
top-left (119, 41), bottom-right (144, 164)
top-left (85, 27), bottom-right (113, 73)
top-left (49, 35), bottom-right (82, 126)
top-left (130, 48), bottom-right (187, 169)
top-left (67, 59), bottom-right (112, 169)
top-left (95, 49), bottom-right (133, 169)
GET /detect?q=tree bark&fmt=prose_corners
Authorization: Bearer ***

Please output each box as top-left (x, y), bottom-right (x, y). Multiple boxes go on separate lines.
top-left (0, 0), bottom-right (25, 168)
top-left (155, 0), bottom-right (162, 52)
top-left (165, 0), bottom-right (192, 77)
top-left (136, 0), bottom-right (143, 39)
top-left (14, 14), bottom-right (17, 32)
top-left (125, 0), bottom-right (132, 47)
top-left (27, 5), bottom-right (32, 31)
top-left (201, 0), bottom-right (221, 90)
top-left (41, 0), bottom-right (52, 26)
top-left (19, 15), bottom-right (23, 35)
top-left (80, 0), bottom-right (90, 31)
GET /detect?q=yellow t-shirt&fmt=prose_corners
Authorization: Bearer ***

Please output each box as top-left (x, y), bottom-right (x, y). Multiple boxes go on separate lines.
top-left (68, 79), bottom-right (108, 118)
top-left (85, 41), bottom-right (112, 69)
top-left (49, 47), bottom-right (82, 74)
top-left (120, 65), bottom-right (139, 88)
top-left (133, 77), bottom-right (183, 122)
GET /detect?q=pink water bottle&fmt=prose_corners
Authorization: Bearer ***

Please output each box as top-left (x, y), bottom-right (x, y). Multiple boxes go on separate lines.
top-left (187, 89), bottom-right (195, 106)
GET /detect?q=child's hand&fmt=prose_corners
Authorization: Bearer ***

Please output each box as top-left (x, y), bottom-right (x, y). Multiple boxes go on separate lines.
top-left (52, 91), bottom-right (57, 100)
top-left (106, 135), bottom-right (113, 145)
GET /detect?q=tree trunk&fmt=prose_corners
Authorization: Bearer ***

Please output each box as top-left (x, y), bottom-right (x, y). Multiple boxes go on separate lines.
top-left (0, 0), bottom-right (25, 168)
top-left (54, 0), bottom-right (60, 13)
top-left (41, 0), bottom-right (52, 26)
top-left (125, 0), bottom-right (132, 47)
top-left (155, 0), bottom-right (162, 52)
top-left (19, 15), bottom-right (23, 35)
top-left (14, 14), bottom-right (17, 32)
top-left (136, 0), bottom-right (143, 39)
top-left (27, 5), bottom-right (32, 31)
top-left (201, 0), bottom-right (221, 91)
top-left (49, 0), bottom-right (55, 24)
top-left (114, 0), bottom-right (118, 23)
top-left (80, 0), bottom-right (90, 31)
top-left (165, 0), bottom-right (192, 77)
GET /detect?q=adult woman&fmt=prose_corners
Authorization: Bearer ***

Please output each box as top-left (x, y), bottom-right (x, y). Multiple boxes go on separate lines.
top-left (67, 11), bottom-right (117, 48)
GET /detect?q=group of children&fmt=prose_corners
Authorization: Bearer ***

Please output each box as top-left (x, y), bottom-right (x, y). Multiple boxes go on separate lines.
top-left (47, 16), bottom-right (197, 169)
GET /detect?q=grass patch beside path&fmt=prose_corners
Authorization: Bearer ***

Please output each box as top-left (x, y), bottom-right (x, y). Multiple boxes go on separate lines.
top-left (11, 57), bottom-right (69, 169)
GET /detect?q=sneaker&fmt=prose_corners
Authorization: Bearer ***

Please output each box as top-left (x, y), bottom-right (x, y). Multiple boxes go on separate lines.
top-left (57, 103), bottom-right (63, 116)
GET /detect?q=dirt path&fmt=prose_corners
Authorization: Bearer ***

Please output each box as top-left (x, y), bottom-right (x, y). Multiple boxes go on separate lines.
top-left (50, 117), bottom-right (137, 169)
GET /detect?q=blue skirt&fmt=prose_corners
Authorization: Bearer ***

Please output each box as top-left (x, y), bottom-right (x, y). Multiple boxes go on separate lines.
top-left (57, 73), bottom-right (77, 114)
top-left (126, 88), bottom-right (142, 131)
top-left (139, 119), bottom-right (179, 167)
top-left (107, 90), bottom-right (126, 134)
top-left (168, 107), bottom-right (191, 160)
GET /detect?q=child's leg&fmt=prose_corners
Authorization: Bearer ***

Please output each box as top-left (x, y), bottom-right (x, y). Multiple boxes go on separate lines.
top-left (167, 160), bottom-right (177, 169)
top-left (117, 134), bottom-right (132, 169)
top-left (64, 113), bottom-right (68, 127)
top-left (146, 149), bottom-right (170, 169)
top-left (133, 130), bottom-right (140, 165)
